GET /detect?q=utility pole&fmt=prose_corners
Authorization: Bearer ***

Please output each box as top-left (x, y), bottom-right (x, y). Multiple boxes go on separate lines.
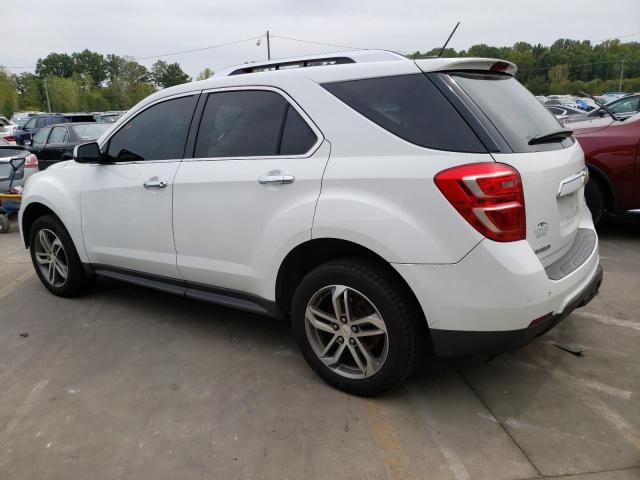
top-left (618, 60), bottom-right (625, 92)
top-left (266, 30), bottom-right (271, 60)
top-left (44, 78), bottom-right (52, 113)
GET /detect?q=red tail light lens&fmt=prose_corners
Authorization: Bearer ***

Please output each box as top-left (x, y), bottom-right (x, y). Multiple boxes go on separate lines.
top-left (25, 153), bottom-right (38, 168)
top-left (434, 163), bottom-right (525, 242)
top-left (3, 135), bottom-right (15, 142)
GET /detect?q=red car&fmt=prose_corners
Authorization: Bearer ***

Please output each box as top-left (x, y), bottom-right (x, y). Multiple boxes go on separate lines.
top-left (572, 112), bottom-right (640, 224)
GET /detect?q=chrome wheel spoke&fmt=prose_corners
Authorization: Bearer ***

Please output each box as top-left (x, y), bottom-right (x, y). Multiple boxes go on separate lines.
top-left (331, 285), bottom-right (351, 321)
top-left (319, 341), bottom-right (347, 367)
top-left (306, 307), bottom-right (337, 334)
top-left (47, 260), bottom-right (57, 284)
top-left (35, 252), bottom-right (50, 265)
top-left (351, 314), bottom-right (387, 332)
top-left (38, 230), bottom-right (53, 254)
top-left (354, 337), bottom-right (381, 375)
top-left (320, 334), bottom-right (339, 356)
top-left (348, 344), bottom-right (367, 375)
top-left (54, 261), bottom-right (68, 280)
top-left (354, 328), bottom-right (386, 338)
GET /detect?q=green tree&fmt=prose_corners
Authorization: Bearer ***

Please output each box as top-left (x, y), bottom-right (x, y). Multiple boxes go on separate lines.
top-left (16, 73), bottom-right (43, 110)
top-left (46, 76), bottom-right (81, 112)
top-left (150, 60), bottom-right (191, 88)
top-left (35, 53), bottom-right (74, 78)
top-left (0, 69), bottom-right (19, 117)
top-left (196, 67), bottom-right (214, 81)
top-left (72, 49), bottom-right (108, 86)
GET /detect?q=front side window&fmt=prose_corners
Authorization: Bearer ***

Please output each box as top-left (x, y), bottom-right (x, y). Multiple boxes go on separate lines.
top-left (36, 117), bottom-right (49, 128)
top-left (194, 90), bottom-right (317, 158)
top-left (24, 118), bottom-right (37, 129)
top-left (106, 95), bottom-right (197, 162)
top-left (323, 74), bottom-right (486, 153)
top-left (31, 127), bottom-right (51, 147)
top-left (48, 126), bottom-right (67, 144)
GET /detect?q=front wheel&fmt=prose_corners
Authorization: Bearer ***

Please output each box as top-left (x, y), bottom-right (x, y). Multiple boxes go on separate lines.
top-left (29, 215), bottom-right (93, 297)
top-left (291, 258), bottom-right (425, 396)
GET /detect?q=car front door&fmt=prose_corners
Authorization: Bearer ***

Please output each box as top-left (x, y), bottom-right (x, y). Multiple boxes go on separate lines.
top-left (81, 93), bottom-right (199, 278)
top-left (28, 126), bottom-right (51, 162)
top-left (173, 88), bottom-right (328, 301)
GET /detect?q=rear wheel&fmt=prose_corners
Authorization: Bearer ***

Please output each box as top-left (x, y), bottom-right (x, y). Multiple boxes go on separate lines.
top-left (29, 215), bottom-right (92, 297)
top-left (0, 215), bottom-right (10, 234)
top-left (585, 179), bottom-right (604, 225)
top-left (291, 258), bottom-right (425, 396)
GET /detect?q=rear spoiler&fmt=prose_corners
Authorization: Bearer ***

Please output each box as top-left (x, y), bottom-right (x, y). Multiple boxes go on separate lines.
top-left (414, 58), bottom-right (517, 76)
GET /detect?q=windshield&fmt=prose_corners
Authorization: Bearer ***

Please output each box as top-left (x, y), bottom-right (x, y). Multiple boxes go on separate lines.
top-left (449, 72), bottom-right (570, 152)
top-left (71, 123), bottom-right (110, 140)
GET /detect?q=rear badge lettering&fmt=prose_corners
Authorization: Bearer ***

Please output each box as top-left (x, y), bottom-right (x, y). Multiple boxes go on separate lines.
top-left (535, 244), bottom-right (551, 255)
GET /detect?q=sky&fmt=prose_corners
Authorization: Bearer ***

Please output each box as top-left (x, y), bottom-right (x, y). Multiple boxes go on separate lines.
top-left (3, 0), bottom-right (640, 78)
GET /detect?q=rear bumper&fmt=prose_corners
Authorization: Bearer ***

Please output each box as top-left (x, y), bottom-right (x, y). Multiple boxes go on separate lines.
top-left (429, 264), bottom-right (603, 357)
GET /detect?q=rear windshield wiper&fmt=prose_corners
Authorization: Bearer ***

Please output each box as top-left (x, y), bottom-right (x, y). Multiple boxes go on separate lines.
top-left (579, 90), bottom-right (619, 122)
top-left (528, 128), bottom-right (573, 145)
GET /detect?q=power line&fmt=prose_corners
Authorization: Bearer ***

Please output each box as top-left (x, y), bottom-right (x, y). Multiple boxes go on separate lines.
top-left (519, 59), bottom-right (640, 73)
top-left (2, 35), bottom-right (262, 70)
top-left (270, 34), bottom-right (367, 51)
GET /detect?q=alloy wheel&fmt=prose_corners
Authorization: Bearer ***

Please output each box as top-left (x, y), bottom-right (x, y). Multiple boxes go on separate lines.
top-left (34, 228), bottom-right (69, 288)
top-left (305, 285), bottom-right (389, 379)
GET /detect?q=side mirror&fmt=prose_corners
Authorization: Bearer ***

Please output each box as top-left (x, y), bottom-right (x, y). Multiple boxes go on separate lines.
top-left (24, 139), bottom-right (32, 146)
top-left (74, 142), bottom-right (101, 163)
top-left (10, 157), bottom-right (26, 171)
top-left (598, 109), bottom-right (605, 117)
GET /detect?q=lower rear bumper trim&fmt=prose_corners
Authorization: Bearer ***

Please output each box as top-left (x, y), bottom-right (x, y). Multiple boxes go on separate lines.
top-left (430, 264), bottom-right (603, 358)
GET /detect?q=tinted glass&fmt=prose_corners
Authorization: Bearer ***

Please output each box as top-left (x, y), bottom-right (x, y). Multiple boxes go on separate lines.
top-left (450, 73), bottom-right (567, 152)
top-left (24, 118), bottom-right (37, 129)
top-left (280, 106), bottom-right (317, 155)
top-left (106, 95), bottom-right (197, 162)
top-left (71, 123), bottom-right (110, 141)
top-left (36, 117), bottom-right (49, 128)
top-left (323, 74), bottom-right (485, 152)
top-left (610, 96), bottom-right (639, 114)
top-left (48, 126), bottom-right (67, 144)
top-left (195, 90), bottom-right (287, 158)
top-left (32, 127), bottom-right (50, 147)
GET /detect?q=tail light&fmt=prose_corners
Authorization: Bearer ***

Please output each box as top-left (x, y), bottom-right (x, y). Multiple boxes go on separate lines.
top-left (3, 135), bottom-right (15, 142)
top-left (434, 163), bottom-right (525, 242)
top-left (24, 153), bottom-right (38, 168)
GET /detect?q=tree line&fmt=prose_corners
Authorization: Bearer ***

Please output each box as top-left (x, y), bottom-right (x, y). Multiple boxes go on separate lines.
top-left (410, 38), bottom-right (640, 96)
top-left (0, 50), bottom-right (214, 117)
top-left (1, 38), bottom-right (639, 117)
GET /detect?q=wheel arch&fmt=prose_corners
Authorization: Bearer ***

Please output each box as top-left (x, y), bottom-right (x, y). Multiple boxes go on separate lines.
top-left (587, 164), bottom-right (617, 212)
top-left (21, 202), bottom-right (61, 248)
top-left (275, 237), bottom-right (428, 327)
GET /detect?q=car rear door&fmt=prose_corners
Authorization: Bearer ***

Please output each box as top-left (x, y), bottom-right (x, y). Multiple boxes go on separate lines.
top-left (81, 93), bottom-right (199, 279)
top-left (172, 88), bottom-right (328, 301)
top-left (39, 126), bottom-right (68, 169)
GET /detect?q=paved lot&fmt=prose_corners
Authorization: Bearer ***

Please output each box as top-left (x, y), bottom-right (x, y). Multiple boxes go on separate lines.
top-left (0, 218), bottom-right (638, 480)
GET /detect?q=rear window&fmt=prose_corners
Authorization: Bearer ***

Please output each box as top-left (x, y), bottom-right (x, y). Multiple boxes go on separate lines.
top-left (323, 74), bottom-right (486, 153)
top-left (0, 148), bottom-right (24, 158)
top-left (449, 73), bottom-right (570, 152)
top-left (71, 124), bottom-right (110, 141)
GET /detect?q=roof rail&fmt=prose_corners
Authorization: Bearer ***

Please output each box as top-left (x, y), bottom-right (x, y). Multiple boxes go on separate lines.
top-left (216, 49), bottom-right (407, 77)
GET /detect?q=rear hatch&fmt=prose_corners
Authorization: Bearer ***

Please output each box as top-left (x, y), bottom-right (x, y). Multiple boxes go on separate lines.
top-left (418, 62), bottom-right (589, 267)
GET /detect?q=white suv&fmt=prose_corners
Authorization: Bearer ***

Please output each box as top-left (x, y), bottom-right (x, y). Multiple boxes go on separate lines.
top-left (19, 51), bottom-right (603, 395)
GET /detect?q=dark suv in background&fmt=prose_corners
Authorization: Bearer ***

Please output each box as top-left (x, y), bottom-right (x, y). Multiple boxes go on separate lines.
top-left (14, 113), bottom-right (95, 145)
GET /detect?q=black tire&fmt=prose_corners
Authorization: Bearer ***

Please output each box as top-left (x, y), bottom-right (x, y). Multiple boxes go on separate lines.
top-left (291, 257), bottom-right (425, 396)
top-left (585, 178), bottom-right (604, 226)
top-left (29, 215), bottom-right (93, 297)
top-left (0, 215), bottom-right (10, 234)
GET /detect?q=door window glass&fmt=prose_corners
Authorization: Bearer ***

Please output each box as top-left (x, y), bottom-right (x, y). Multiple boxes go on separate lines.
top-left (106, 95), bottom-right (197, 162)
top-left (195, 90), bottom-right (288, 158)
top-left (280, 106), bottom-right (317, 155)
top-left (48, 126), bottom-right (67, 144)
top-left (31, 127), bottom-right (51, 147)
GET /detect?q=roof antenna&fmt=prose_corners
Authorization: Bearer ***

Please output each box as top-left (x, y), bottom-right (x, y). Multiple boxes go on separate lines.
top-left (438, 22), bottom-right (460, 57)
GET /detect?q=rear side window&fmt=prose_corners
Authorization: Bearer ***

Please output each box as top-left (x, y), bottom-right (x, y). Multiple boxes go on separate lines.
top-left (323, 74), bottom-right (486, 153)
top-left (449, 73), bottom-right (569, 152)
top-left (195, 90), bottom-right (317, 158)
top-left (106, 95), bottom-right (197, 162)
top-left (36, 117), bottom-right (48, 128)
